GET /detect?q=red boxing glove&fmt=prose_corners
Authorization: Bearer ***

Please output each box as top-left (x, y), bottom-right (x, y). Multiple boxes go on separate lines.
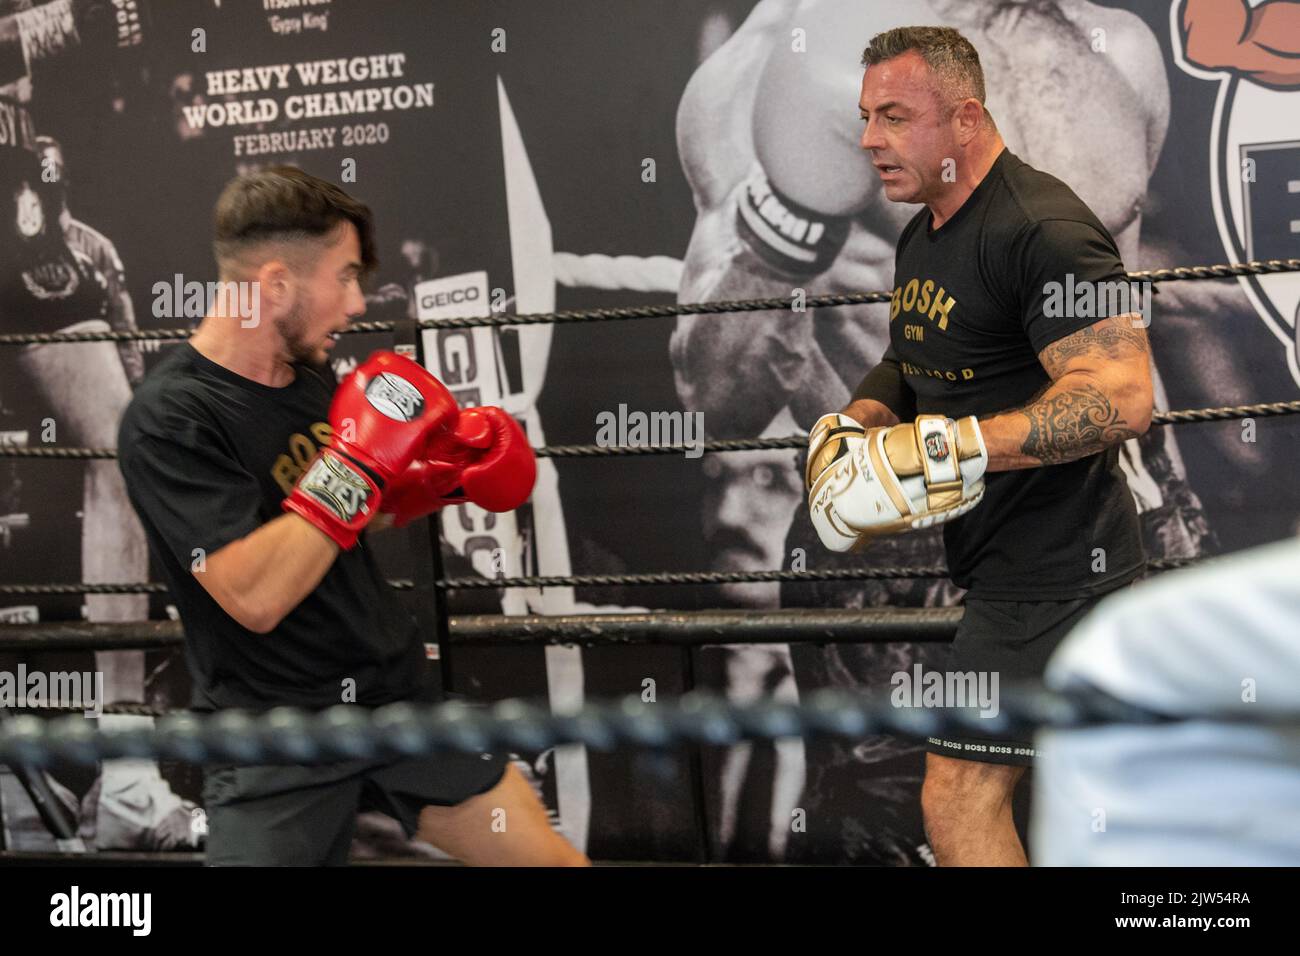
top-left (381, 406), bottom-right (536, 526)
top-left (284, 351), bottom-right (459, 548)
top-left (455, 406), bottom-right (537, 511)
top-left (380, 457), bottom-right (463, 529)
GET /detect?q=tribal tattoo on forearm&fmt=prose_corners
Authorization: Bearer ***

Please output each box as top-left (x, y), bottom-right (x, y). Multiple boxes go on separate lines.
top-left (1037, 315), bottom-right (1149, 377)
top-left (1019, 381), bottom-right (1140, 465)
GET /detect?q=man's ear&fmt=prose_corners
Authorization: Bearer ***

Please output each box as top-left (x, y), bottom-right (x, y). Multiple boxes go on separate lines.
top-left (954, 97), bottom-right (985, 144)
top-left (256, 260), bottom-right (294, 314)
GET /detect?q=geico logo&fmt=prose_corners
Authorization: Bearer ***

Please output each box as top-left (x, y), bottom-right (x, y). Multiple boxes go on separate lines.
top-left (420, 287), bottom-right (480, 310)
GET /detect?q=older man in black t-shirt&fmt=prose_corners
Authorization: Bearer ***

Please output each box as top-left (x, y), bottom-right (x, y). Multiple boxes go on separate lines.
top-left (805, 27), bottom-right (1152, 866)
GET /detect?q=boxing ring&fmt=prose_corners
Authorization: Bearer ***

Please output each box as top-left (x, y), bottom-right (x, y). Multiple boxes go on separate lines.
top-left (0, 255), bottom-right (1298, 864)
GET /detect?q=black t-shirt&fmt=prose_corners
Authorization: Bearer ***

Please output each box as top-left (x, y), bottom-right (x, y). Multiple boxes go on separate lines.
top-left (117, 343), bottom-right (425, 711)
top-left (869, 149), bottom-right (1144, 599)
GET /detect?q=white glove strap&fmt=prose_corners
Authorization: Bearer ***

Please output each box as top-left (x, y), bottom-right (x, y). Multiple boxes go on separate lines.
top-left (915, 417), bottom-right (960, 488)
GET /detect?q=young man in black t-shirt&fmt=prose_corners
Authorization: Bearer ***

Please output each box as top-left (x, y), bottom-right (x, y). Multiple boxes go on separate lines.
top-left (117, 167), bottom-right (587, 865)
top-left (805, 27), bottom-right (1153, 865)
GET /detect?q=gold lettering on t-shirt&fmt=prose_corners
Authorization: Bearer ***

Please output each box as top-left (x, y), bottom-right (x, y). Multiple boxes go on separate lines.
top-left (901, 279), bottom-right (919, 313)
top-left (272, 457), bottom-right (298, 496)
top-left (928, 287), bottom-right (956, 330)
top-left (900, 361), bottom-right (976, 382)
top-left (916, 279), bottom-right (934, 316)
top-left (289, 432), bottom-right (316, 470)
top-left (271, 421), bottom-right (331, 496)
top-left (889, 279), bottom-right (957, 329)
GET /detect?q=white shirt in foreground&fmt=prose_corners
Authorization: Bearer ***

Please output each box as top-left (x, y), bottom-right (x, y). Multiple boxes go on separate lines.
top-left (1031, 536), bottom-right (1300, 866)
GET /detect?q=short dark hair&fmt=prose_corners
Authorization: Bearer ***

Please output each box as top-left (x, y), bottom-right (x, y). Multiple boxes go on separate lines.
top-left (212, 165), bottom-right (377, 279)
top-left (861, 26), bottom-right (987, 114)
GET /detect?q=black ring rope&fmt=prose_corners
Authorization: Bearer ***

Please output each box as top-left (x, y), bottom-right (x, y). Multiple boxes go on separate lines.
top-left (0, 258), bottom-right (1294, 346)
top-left (2, 400), bottom-right (1295, 461)
top-left (0, 557), bottom-right (1198, 597)
top-left (4, 686), bottom-right (1290, 769)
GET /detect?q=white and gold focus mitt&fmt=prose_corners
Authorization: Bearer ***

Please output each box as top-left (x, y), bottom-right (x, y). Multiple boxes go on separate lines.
top-left (805, 412), bottom-right (988, 552)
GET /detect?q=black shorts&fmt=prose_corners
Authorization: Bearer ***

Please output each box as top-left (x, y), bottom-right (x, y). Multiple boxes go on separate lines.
top-left (923, 595), bottom-right (1105, 767)
top-left (202, 750), bottom-right (509, 866)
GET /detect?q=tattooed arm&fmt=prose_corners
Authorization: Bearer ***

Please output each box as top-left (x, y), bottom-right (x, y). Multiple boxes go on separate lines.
top-left (977, 314), bottom-right (1154, 472)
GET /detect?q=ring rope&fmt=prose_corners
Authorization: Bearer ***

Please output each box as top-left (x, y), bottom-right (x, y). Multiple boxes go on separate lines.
top-left (536, 400), bottom-right (1300, 458)
top-left (436, 559), bottom-right (1198, 591)
top-left (22, 703), bottom-right (171, 718)
top-left (0, 258), bottom-right (1294, 346)
top-left (2, 687), bottom-right (1294, 769)
top-left (2, 400), bottom-right (1295, 461)
top-left (553, 252), bottom-right (684, 292)
top-left (0, 557), bottom-right (1198, 597)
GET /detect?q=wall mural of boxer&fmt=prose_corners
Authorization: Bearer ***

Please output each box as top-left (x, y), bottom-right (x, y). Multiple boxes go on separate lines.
top-left (0, 0), bottom-right (1295, 863)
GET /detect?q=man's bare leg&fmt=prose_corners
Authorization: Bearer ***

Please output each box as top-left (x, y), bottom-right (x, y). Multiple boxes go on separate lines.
top-left (416, 764), bottom-right (590, 866)
top-left (85, 461), bottom-right (194, 849)
top-left (85, 460), bottom-right (149, 631)
top-left (87, 455), bottom-right (150, 711)
top-left (921, 753), bottom-right (1027, 866)
top-left (18, 333), bottom-right (150, 634)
